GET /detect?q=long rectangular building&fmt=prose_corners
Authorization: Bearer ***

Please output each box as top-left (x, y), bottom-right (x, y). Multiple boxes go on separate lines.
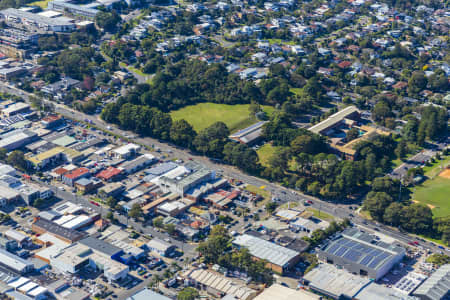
top-left (0, 248), bottom-right (34, 274)
top-left (0, 8), bottom-right (75, 32)
top-left (232, 234), bottom-right (301, 274)
top-left (32, 217), bottom-right (86, 243)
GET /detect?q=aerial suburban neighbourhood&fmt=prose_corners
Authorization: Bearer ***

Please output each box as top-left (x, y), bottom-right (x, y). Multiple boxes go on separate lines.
top-left (0, 0), bottom-right (447, 298)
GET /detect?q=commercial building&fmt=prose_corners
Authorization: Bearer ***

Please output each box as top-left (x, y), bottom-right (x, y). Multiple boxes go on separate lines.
top-left (0, 129), bottom-right (37, 151)
top-left (0, 8), bottom-right (76, 32)
top-left (146, 238), bottom-right (176, 257)
top-left (47, 279), bottom-right (90, 300)
top-left (1, 102), bottom-right (30, 117)
top-left (48, 1), bottom-right (99, 18)
top-left (79, 236), bottom-right (123, 259)
top-left (158, 166), bottom-right (215, 196)
top-left (229, 121), bottom-right (267, 145)
top-left (0, 186), bottom-right (20, 206)
top-left (61, 167), bottom-right (90, 186)
top-left (254, 283), bottom-right (321, 300)
top-left (0, 66), bottom-right (26, 81)
top-left (233, 234), bottom-right (301, 274)
top-left (32, 217), bottom-right (86, 243)
top-left (96, 166), bottom-right (122, 182)
top-left (414, 264), bottom-right (450, 300)
top-left (317, 228), bottom-right (405, 280)
top-left (111, 143), bottom-right (140, 159)
top-left (183, 268), bottom-right (258, 300)
top-left (0, 248), bottom-right (34, 274)
top-left (126, 288), bottom-right (171, 300)
top-left (118, 154), bottom-right (157, 174)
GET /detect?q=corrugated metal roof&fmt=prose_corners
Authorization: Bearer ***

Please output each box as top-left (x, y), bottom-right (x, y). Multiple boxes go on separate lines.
top-left (233, 234), bottom-right (299, 267)
top-left (414, 264), bottom-right (450, 300)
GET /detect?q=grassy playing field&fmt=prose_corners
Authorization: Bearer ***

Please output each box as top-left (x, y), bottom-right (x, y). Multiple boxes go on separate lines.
top-left (170, 103), bottom-right (275, 132)
top-left (412, 176), bottom-right (450, 218)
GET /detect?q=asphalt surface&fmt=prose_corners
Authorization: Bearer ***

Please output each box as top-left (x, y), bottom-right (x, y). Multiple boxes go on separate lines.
top-left (1, 83), bottom-right (448, 257)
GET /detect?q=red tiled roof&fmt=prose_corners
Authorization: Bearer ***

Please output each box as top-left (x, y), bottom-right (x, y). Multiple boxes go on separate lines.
top-left (338, 61), bottom-right (352, 69)
top-left (64, 167), bottom-right (89, 180)
top-left (96, 167), bottom-right (121, 180)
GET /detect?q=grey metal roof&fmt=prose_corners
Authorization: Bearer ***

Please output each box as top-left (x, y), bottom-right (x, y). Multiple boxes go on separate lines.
top-left (0, 8), bottom-right (73, 26)
top-left (308, 105), bottom-right (359, 134)
top-left (233, 234), bottom-right (299, 267)
top-left (126, 288), bottom-right (171, 300)
top-left (144, 162), bottom-right (178, 176)
top-left (414, 264), bottom-right (450, 300)
top-left (79, 236), bottom-right (122, 257)
top-left (33, 218), bottom-right (86, 242)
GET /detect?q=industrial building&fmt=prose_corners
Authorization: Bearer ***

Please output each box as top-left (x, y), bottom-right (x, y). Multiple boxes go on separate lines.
top-left (0, 129), bottom-right (37, 151)
top-left (0, 8), bottom-right (76, 32)
top-left (157, 164), bottom-right (215, 196)
top-left (118, 153), bottom-right (157, 174)
top-left (183, 268), bottom-right (258, 300)
top-left (317, 228), bottom-right (405, 280)
top-left (232, 234), bottom-right (301, 274)
top-left (0, 248), bottom-right (34, 274)
top-left (32, 217), bottom-right (87, 243)
top-left (146, 238), bottom-right (176, 257)
top-left (414, 264), bottom-right (450, 300)
top-left (254, 283), bottom-right (321, 300)
top-left (1, 102), bottom-right (31, 117)
top-left (126, 288), bottom-right (171, 300)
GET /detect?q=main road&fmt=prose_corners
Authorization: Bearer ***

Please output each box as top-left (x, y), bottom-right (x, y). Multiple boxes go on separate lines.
top-left (0, 82), bottom-right (448, 255)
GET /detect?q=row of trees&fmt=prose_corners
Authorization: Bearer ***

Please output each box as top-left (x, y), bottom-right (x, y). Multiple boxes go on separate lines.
top-left (197, 226), bottom-right (273, 284)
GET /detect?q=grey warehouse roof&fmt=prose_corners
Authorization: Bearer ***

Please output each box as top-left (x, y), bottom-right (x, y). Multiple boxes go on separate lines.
top-left (33, 218), bottom-right (86, 242)
top-left (79, 236), bottom-right (122, 257)
top-left (308, 105), bottom-right (359, 134)
top-left (414, 264), bottom-right (450, 300)
top-left (233, 234), bottom-right (299, 267)
top-left (0, 8), bottom-right (73, 26)
top-left (321, 228), bottom-right (404, 272)
top-left (126, 288), bottom-right (171, 300)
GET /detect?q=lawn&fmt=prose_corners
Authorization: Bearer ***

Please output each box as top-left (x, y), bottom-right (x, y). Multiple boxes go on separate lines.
top-left (170, 103), bottom-right (275, 132)
top-left (412, 176), bottom-right (450, 218)
top-left (268, 39), bottom-right (296, 45)
top-left (257, 143), bottom-right (280, 167)
top-left (28, 0), bottom-right (50, 8)
top-left (306, 208), bottom-right (336, 222)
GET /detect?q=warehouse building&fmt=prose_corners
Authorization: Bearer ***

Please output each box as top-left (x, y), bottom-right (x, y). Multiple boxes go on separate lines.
top-left (0, 129), bottom-right (37, 151)
top-left (79, 236), bottom-right (123, 259)
top-left (118, 153), bottom-right (157, 175)
top-left (254, 283), bottom-right (321, 300)
top-left (183, 268), bottom-right (258, 300)
top-left (317, 228), bottom-right (405, 280)
top-left (0, 248), bottom-right (34, 274)
top-left (32, 217), bottom-right (86, 243)
top-left (1, 102), bottom-right (30, 117)
top-left (414, 264), bottom-right (450, 300)
top-left (233, 234), bottom-right (301, 274)
top-left (0, 8), bottom-right (76, 32)
top-left (146, 238), bottom-right (176, 257)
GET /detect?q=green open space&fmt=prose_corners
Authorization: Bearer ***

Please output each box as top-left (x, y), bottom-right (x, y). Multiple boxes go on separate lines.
top-left (306, 208), bottom-right (336, 222)
top-left (28, 0), bottom-right (50, 8)
top-left (170, 103), bottom-right (274, 132)
top-left (412, 176), bottom-right (450, 218)
top-left (245, 184), bottom-right (271, 206)
top-left (257, 143), bottom-right (280, 167)
top-left (422, 154), bottom-right (450, 177)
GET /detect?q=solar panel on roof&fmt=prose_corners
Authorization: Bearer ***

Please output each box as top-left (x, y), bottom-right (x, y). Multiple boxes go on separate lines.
top-left (328, 244), bottom-right (341, 255)
top-left (335, 246), bottom-right (348, 257)
top-left (369, 249), bottom-right (382, 256)
top-left (377, 252), bottom-right (390, 260)
top-left (368, 257), bottom-right (383, 268)
top-left (343, 249), bottom-right (362, 261)
top-left (360, 255), bottom-right (373, 266)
